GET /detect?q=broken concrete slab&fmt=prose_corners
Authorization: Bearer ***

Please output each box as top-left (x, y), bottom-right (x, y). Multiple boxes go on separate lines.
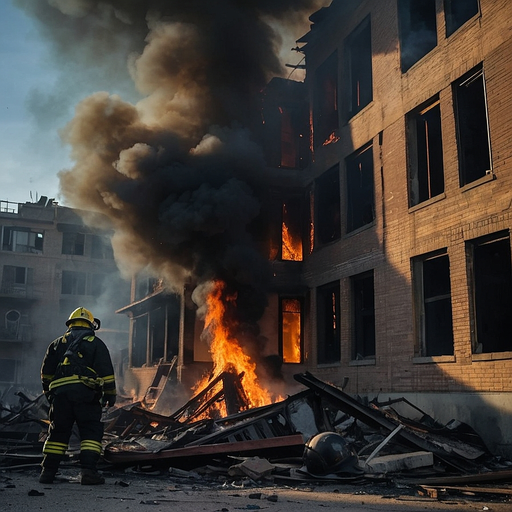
top-left (364, 450), bottom-right (434, 473)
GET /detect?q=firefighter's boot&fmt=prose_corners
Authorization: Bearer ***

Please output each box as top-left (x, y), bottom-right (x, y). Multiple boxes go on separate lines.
top-left (39, 468), bottom-right (57, 484)
top-left (39, 454), bottom-right (60, 484)
top-left (80, 450), bottom-right (104, 485)
top-left (81, 468), bottom-right (105, 485)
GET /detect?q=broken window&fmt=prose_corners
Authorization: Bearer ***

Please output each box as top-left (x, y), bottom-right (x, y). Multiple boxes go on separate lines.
top-left (315, 166), bottom-right (341, 245)
top-left (444, 0), bottom-right (479, 37)
top-left (346, 15), bottom-right (373, 117)
top-left (398, 0), bottom-right (437, 72)
top-left (351, 271), bottom-right (375, 360)
top-left (1, 227), bottom-right (43, 254)
top-left (0, 359), bottom-right (17, 383)
top-left (90, 273), bottom-right (105, 297)
top-left (313, 51), bottom-right (338, 147)
top-left (62, 231), bottom-right (85, 256)
top-left (132, 314), bottom-right (148, 367)
top-left (346, 144), bottom-right (375, 233)
top-left (317, 281), bottom-right (341, 364)
top-left (91, 234), bottom-right (114, 259)
top-left (280, 298), bottom-right (303, 364)
top-left (413, 251), bottom-right (454, 356)
top-left (61, 270), bottom-right (86, 295)
top-left (454, 65), bottom-right (492, 186)
top-left (467, 232), bottom-right (512, 354)
top-left (1, 265), bottom-right (28, 290)
top-left (149, 306), bottom-right (166, 364)
top-left (282, 198), bottom-right (303, 261)
top-left (407, 97), bottom-right (445, 206)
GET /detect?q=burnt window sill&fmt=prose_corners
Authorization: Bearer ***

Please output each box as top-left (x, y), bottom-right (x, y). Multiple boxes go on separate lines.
top-left (408, 193), bottom-right (446, 213)
top-left (472, 351), bottom-right (512, 362)
top-left (413, 355), bottom-right (455, 364)
top-left (349, 358), bottom-right (375, 367)
top-left (461, 171), bottom-right (495, 193)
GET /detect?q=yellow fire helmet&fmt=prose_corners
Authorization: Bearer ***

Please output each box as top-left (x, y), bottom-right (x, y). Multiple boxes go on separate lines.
top-left (66, 307), bottom-right (101, 330)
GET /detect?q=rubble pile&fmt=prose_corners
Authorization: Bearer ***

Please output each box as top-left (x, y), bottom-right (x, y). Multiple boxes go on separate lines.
top-left (2, 372), bottom-right (512, 503)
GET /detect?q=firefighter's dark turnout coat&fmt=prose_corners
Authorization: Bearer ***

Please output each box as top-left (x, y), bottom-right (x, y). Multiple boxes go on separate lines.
top-left (40, 326), bottom-right (116, 469)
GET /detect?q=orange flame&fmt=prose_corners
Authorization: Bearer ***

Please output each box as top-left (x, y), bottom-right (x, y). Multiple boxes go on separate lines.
top-left (322, 132), bottom-right (340, 146)
top-left (193, 280), bottom-right (272, 413)
top-left (282, 203), bottom-right (303, 261)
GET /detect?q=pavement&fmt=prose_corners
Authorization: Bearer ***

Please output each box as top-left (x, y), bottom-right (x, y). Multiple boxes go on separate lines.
top-left (1, 464), bottom-right (512, 512)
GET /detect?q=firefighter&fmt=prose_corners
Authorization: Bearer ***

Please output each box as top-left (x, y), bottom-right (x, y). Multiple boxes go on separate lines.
top-left (39, 307), bottom-right (117, 485)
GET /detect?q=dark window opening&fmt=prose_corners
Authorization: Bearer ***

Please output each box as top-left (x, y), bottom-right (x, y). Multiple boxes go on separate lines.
top-left (454, 65), bottom-right (491, 186)
top-left (313, 51), bottom-right (338, 147)
top-left (407, 98), bottom-right (444, 206)
top-left (280, 298), bottom-right (303, 363)
top-left (61, 270), bottom-right (86, 295)
top-left (398, 0), bottom-right (437, 72)
top-left (280, 107), bottom-right (297, 168)
top-left (315, 166), bottom-right (341, 245)
top-left (346, 144), bottom-right (375, 232)
top-left (444, 0), bottom-right (479, 37)
top-left (352, 271), bottom-right (375, 359)
top-left (469, 233), bottom-right (512, 354)
top-left (414, 252), bottom-right (454, 356)
top-left (90, 273), bottom-right (106, 297)
top-left (282, 198), bottom-right (303, 261)
top-left (62, 232), bottom-right (85, 256)
top-left (150, 306), bottom-right (166, 364)
top-left (1, 227), bottom-right (43, 253)
top-left (346, 16), bottom-right (373, 116)
top-left (317, 281), bottom-right (341, 364)
top-left (91, 234), bottom-right (114, 259)
top-left (0, 359), bottom-right (17, 383)
top-left (132, 314), bottom-right (148, 367)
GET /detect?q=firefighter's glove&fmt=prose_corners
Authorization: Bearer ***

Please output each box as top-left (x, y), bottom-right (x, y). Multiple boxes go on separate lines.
top-left (101, 395), bottom-right (116, 408)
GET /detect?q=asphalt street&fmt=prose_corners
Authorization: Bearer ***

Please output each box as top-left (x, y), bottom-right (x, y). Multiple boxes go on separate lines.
top-left (1, 465), bottom-right (511, 512)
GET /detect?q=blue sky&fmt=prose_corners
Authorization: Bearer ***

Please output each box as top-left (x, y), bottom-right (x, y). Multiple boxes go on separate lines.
top-left (0, 1), bottom-right (69, 205)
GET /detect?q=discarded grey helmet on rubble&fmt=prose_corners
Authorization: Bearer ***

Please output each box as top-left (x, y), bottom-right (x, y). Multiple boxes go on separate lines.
top-left (303, 431), bottom-right (360, 475)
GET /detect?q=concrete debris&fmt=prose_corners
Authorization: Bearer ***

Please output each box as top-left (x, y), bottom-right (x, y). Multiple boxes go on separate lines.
top-left (1, 371), bottom-right (512, 504)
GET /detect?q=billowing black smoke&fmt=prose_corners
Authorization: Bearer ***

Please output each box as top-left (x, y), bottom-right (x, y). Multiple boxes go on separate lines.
top-left (14, 0), bottom-right (325, 329)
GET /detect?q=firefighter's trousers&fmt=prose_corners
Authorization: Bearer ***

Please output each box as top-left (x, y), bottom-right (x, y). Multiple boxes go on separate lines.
top-left (42, 385), bottom-right (104, 471)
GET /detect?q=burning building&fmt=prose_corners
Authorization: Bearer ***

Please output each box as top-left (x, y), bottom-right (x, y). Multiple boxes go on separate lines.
top-left (14, 0), bottom-right (512, 457)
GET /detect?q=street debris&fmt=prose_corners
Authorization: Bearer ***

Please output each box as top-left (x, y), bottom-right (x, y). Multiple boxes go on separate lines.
top-left (2, 371), bottom-right (512, 505)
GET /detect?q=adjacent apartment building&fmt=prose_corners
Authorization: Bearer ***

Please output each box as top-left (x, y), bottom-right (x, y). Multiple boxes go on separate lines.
top-left (0, 198), bottom-right (129, 396)
top-left (117, 0), bottom-right (512, 456)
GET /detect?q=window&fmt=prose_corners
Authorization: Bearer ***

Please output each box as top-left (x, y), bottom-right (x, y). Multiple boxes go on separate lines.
top-left (413, 251), bottom-right (454, 356)
top-left (132, 314), bottom-right (148, 367)
top-left (346, 144), bottom-right (375, 232)
top-left (313, 51), bottom-right (338, 146)
top-left (91, 234), bottom-right (114, 259)
top-left (444, 0), bottom-right (479, 37)
top-left (282, 198), bottom-right (303, 261)
top-left (468, 232), bottom-right (512, 354)
top-left (317, 281), bottom-right (341, 364)
top-left (351, 271), bottom-right (375, 359)
top-left (454, 65), bottom-right (492, 186)
top-left (90, 273), bottom-right (106, 297)
top-left (398, 0), bottom-right (437, 72)
top-left (61, 270), bottom-right (86, 295)
top-left (62, 232), bottom-right (85, 255)
top-left (1, 227), bottom-right (43, 253)
top-left (346, 16), bottom-right (373, 117)
top-left (315, 166), bottom-right (341, 245)
top-left (0, 359), bottom-right (17, 382)
top-left (280, 298), bottom-right (303, 363)
top-left (407, 98), bottom-right (444, 206)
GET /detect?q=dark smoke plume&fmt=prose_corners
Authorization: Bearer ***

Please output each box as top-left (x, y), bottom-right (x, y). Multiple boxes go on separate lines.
top-left (15, 0), bottom-right (326, 324)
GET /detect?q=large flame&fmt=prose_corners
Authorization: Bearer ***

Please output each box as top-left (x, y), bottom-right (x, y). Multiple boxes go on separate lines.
top-left (193, 280), bottom-right (273, 415)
